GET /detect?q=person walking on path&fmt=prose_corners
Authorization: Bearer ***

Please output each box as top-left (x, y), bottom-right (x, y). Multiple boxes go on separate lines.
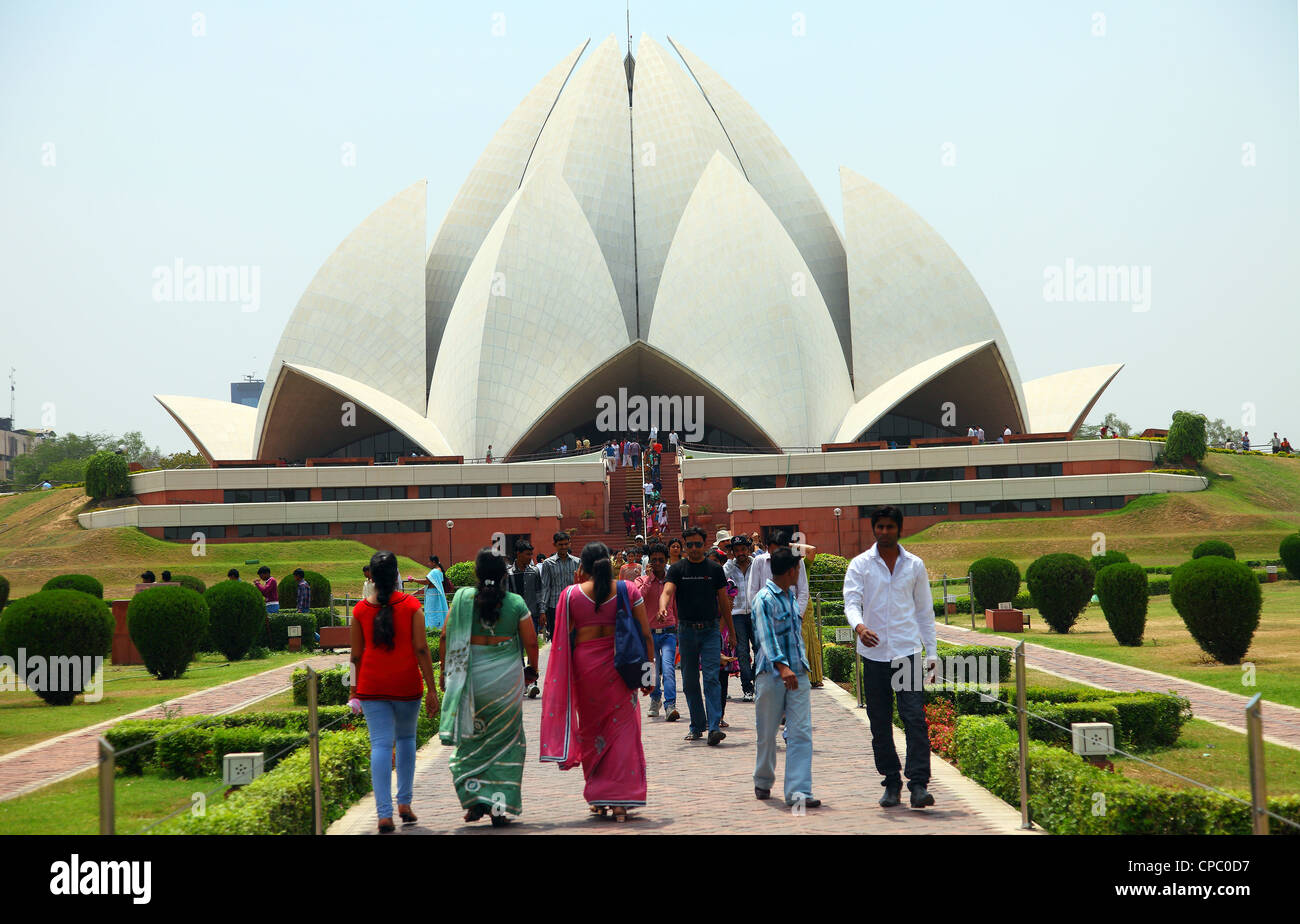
top-left (747, 532), bottom-right (814, 684)
top-left (752, 548), bottom-right (820, 808)
top-left (620, 548), bottom-right (643, 582)
top-left (637, 542), bottom-right (678, 721)
top-left (539, 531), bottom-right (581, 642)
top-left (412, 555), bottom-right (449, 630)
top-left (540, 542), bottom-right (654, 821)
top-left (507, 539), bottom-right (544, 698)
top-left (679, 500), bottom-right (690, 532)
top-left (439, 548), bottom-right (539, 827)
top-left (659, 526), bottom-right (734, 746)
top-left (348, 551), bottom-right (439, 834)
top-left (722, 535), bottom-right (758, 702)
top-left (843, 505), bottom-right (937, 809)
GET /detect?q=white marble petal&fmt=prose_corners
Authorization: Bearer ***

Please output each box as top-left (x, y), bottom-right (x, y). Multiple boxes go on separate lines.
top-left (1023, 363), bottom-right (1124, 434)
top-left (155, 395), bottom-right (256, 461)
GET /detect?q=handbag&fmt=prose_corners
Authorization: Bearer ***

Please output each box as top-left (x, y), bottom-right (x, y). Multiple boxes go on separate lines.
top-left (613, 580), bottom-right (654, 691)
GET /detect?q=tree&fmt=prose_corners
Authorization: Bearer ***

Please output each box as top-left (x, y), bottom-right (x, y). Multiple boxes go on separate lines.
top-left (1202, 416), bottom-right (1240, 448)
top-left (1164, 410), bottom-right (1208, 466)
top-left (84, 451), bottom-right (131, 500)
top-left (159, 450), bottom-right (208, 469)
top-left (1078, 411), bottom-right (1131, 440)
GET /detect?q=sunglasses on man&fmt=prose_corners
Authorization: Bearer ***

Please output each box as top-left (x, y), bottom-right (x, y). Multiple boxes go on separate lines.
top-left (685, 541), bottom-right (704, 548)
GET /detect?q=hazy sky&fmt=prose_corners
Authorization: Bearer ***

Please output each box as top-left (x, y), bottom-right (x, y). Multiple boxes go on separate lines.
top-left (2, 0), bottom-right (1297, 452)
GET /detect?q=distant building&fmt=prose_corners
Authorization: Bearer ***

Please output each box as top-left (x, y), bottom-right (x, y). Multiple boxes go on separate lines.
top-left (0, 419), bottom-right (51, 484)
top-left (230, 379), bottom-right (264, 408)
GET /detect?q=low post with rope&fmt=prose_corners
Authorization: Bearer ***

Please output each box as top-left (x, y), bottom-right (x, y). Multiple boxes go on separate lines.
top-left (98, 735), bottom-right (115, 835)
top-left (1246, 694), bottom-right (1268, 835)
top-left (1015, 641), bottom-right (1033, 830)
top-left (308, 666), bottom-right (323, 835)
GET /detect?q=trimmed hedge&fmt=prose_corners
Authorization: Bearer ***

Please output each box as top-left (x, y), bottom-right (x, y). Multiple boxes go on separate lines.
top-left (41, 574), bottom-right (104, 599)
top-left (968, 557), bottom-right (1020, 613)
top-left (127, 586), bottom-right (209, 679)
top-left (0, 589), bottom-right (113, 705)
top-left (261, 612), bottom-right (318, 651)
top-left (154, 726), bottom-right (308, 779)
top-left (279, 571), bottom-right (331, 609)
top-left (952, 716), bottom-right (1300, 834)
top-left (1171, 556), bottom-right (1262, 664)
top-left (822, 644), bottom-right (855, 683)
top-left (1280, 533), bottom-right (1300, 581)
top-left (171, 574), bottom-right (207, 595)
top-left (203, 581), bottom-right (266, 661)
top-left (292, 665), bottom-right (353, 706)
top-left (1089, 550), bottom-right (1130, 587)
top-left (1192, 539), bottom-right (1236, 560)
top-left (445, 560), bottom-right (476, 589)
top-left (1095, 563), bottom-right (1149, 646)
top-left (1026, 553), bottom-right (1093, 633)
top-left (936, 643), bottom-right (1013, 684)
top-left (806, 553), bottom-right (850, 601)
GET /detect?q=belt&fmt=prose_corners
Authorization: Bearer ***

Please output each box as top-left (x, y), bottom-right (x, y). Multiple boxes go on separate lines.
top-left (681, 620), bottom-right (718, 630)
top-left (653, 627), bottom-right (677, 635)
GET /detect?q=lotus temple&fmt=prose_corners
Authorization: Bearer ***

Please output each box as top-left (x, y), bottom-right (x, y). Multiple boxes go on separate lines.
top-left (79, 35), bottom-right (1205, 560)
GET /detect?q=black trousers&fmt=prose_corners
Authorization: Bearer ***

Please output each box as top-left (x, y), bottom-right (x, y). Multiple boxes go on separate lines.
top-left (861, 653), bottom-right (930, 787)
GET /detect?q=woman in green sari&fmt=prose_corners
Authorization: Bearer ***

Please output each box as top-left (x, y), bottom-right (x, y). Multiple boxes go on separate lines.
top-left (439, 547), bottom-right (540, 826)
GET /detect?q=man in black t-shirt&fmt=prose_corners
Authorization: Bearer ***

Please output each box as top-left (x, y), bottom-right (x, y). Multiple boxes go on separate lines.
top-left (660, 526), bottom-right (734, 745)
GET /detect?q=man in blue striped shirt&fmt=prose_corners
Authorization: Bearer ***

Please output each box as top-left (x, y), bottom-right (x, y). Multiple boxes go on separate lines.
top-left (751, 548), bottom-right (821, 808)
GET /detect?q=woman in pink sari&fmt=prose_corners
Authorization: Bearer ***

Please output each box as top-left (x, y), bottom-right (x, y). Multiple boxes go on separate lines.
top-left (540, 542), bottom-right (655, 821)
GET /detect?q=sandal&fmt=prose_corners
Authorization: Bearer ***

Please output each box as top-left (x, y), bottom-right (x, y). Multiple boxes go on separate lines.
top-left (719, 719), bottom-right (730, 728)
top-left (464, 804), bottom-right (489, 823)
top-left (590, 804), bottom-right (608, 817)
top-left (610, 807), bottom-right (629, 823)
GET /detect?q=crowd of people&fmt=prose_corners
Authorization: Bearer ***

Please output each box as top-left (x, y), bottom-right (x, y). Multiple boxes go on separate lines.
top-left (346, 504), bottom-right (939, 832)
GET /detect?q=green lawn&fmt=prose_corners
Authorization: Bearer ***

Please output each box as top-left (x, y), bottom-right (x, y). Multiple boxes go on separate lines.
top-left (1113, 718), bottom-right (1300, 797)
top-left (0, 767), bottom-right (225, 835)
top-left (0, 650), bottom-right (325, 756)
top-left (958, 581), bottom-right (1300, 708)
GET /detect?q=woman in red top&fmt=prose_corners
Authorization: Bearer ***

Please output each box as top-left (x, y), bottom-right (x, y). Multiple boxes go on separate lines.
top-left (349, 551), bottom-right (438, 833)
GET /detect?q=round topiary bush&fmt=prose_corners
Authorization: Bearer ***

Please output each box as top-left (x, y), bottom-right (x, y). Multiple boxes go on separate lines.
top-left (127, 586), bottom-right (209, 679)
top-left (1025, 553), bottom-right (1094, 633)
top-left (968, 557), bottom-right (1021, 612)
top-left (278, 571), bottom-right (331, 609)
top-left (0, 589), bottom-right (113, 705)
top-left (1089, 550), bottom-right (1130, 588)
top-left (171, 574), bottom-right (206, 595)
top-left (1277, 533), bottom-right (1300, 581)
top-left (0, 574), bottom-right (9, 611)
top-left (1171, 557), bottom-right (1262, 664)
top-left (1192, 540), bottom-right (1235, 561)
top-left (203, 581), bottom-right (266, 661)
top-left (41, 574), bottom-right (104, 599)
top-left (822, 644), bottom-right (855, 683)
top-left (1095, 563), bottom-right (1149, 646)
top-left (806, 553), bottom-right (850, 601)
top-left (84, 450), bottom-right (131, 500)
top-left (444, 561), bottom-right (476, 589)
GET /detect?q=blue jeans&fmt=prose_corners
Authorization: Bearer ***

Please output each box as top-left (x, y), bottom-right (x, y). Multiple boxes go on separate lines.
top-left (731, 611), bottom-right (756, 694)
top-left (678, 622), bottom-right (722, 734)
top-left (360, 698), bottom-right (420, 820)
top-left (651, 630), bottom-right (677, 707)
top-left (754, 669), bottom-right (813, 803)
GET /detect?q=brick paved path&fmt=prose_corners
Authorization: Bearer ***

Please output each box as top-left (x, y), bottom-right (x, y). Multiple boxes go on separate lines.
top-left (935, 624), bottom-right (1300, 750)
top-left (0, 654), bottom-right (347, 802)
top-left (329, 650), bottom-right (1031, 836)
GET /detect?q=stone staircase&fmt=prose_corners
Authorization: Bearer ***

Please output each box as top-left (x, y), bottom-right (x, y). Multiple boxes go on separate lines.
top-left (572, 450), bottom-right (682, 552)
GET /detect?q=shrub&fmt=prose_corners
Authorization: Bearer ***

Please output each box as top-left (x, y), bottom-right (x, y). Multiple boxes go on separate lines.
top-left (0, 574), bottom-right (10, 611)
top-left (936, 643), bottom-right (1013, 685)
top-left (1025, 553), bottom-right (1094, 633)
top-left (292, 665), bottom-right (352, 706)
top-left (1095, 563), bottom-right (1149, 646)
top-left (925, 699), bottom-right (958, 760)
top-left (445, 560), bottom-right (476, 589)
top-left (1191, 539), bottom-right (1235, 560)
top-left (0, 589), bottom-right (112, 705)
top-left (153, 726), bottom-right (308, 779)
top-left (84, 450), bottom-right (131, 500)
top-left (279, 571), bottom-right (331, 609)
top-left (1171, 556), bottom-right (1262, 664)
top-left (822, 644), bottom-right (856, 683)
top-left (1088, 550), bottom-right (1130, 587)
top-left (171, 574), bottom-right (206, 595)
top-left (968, 557), bottom-right (1020, 612)
top-left (1147, 578), bottom-right (1171, 596)
top-left (204, 581), bottom-right (266, 661)
top-left (1277, 533), bottom-right (1300, 581)
top-left (127, 586), bottom-right (209, 679)
top-left (41, 574), bottom-right (104, 599)
top-left (261, 612), bottom-right (318, 651)
top-left (806, 553), bottom-right (850, 601)
top-left (1164, 410), bottom-right (1208, 466)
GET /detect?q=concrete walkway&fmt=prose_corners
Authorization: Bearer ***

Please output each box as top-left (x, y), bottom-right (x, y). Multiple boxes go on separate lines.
top-left (0, 654), bottom-right (346, 802)
top-left (935, 624), bottom-right (1300, 750)
top-left (329, 650), bottom-right (1032, 836)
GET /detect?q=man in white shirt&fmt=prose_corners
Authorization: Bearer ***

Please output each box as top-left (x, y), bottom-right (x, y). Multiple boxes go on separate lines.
top-left (669, 431), bottom-right (679, 450)
top-left (843, 505), bottom-right (937, 809)
top-left (747, 531), bottom-right (809, 639)
top-left (723, 535), bottom-right (758, 701)
top-left (975, 426), bottom-right (985, 443)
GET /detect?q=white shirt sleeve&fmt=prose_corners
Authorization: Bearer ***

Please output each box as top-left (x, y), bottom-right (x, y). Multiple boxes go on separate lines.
top-left (747, 554), bottom-right (764, 603)
top-left (796, 558), bottom-right (809, 616)
top-left (913, 557), bottom-right (937, 660)
top-left (844, 555), bottom-right (866, 631)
